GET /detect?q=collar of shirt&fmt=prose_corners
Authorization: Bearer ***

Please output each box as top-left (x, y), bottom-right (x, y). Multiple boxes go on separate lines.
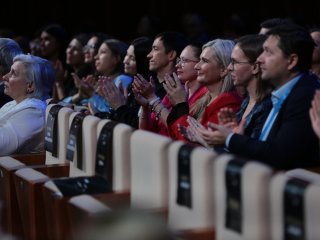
top-left (271, 73), bottom-right (303, 107)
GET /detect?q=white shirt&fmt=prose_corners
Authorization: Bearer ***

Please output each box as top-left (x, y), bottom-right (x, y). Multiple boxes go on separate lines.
top-left (0, 98), bottom-right (46, 156)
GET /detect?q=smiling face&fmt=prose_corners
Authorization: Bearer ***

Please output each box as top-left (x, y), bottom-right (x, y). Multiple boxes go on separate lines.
top-left (194, 47), bottom-right (224, 87)
top-left (176, 45), bottom-right (199, 84)
top-left (147, 37), bottom-right (171, 73)
top-left (123, 45), bottom-right (137, 76)
top-left (3, 60), bottom-right (30, 103)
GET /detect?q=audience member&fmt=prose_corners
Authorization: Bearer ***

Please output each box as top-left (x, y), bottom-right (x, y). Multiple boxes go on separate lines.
top-left (139, 43), bottom-right (207, 134)
top-left (310, 90), bottom-right (320, 138)
top-left (89, 38), bottom-right (132, 113)
top-left (0, 38), bottom-right (23, 108)
top-left (132, 31), bottom-right (188, 136)
top-left (0, 54), bottom-right (55, 155)
top-left (310, 28), bottom-right (320, 78)
top-left (259, 17), bottom-right (294, 35)
top-left (211, 24), bottom-right (320, 169)
top-left (96, 36), bottom-right (154, 128)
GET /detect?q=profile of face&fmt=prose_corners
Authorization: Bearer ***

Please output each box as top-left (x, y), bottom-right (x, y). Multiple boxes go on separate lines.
top-left (257, 35), bottom-right (288, 84)
top-left (195, 47), bottom-right (225, 86)
top-left (147, 37), bottom-right (171, 73)
top-left (123, 45), bottom-right (137, 76)
top-left (176, 45), bottom-right (199, 83)
top-left (95, 43), bottom-right (117, 75)
top-left (40, 31), bottom-right (59, 58)
top-left (84, 36), bottom-right (98, 63)
top-left (3, 61), bottom-right (31, 102)
top-left (228, 44), bottom-right (255, 87)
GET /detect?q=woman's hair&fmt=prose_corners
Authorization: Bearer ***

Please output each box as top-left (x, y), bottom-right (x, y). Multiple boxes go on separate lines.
top-left (235, 34), bottom-right (272, 102)
top-left (128, 36), bottom-right (153, 78)
top-left (102, 38), bottom-right (128, 75)
top-left (191, 39), bottom-right (235, 120)
top-left (13, 54), bottom-right (56, 100)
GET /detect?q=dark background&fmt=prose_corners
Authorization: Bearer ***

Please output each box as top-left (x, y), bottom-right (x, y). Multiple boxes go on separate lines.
top-left (1, 0), bottom-right (320, 42)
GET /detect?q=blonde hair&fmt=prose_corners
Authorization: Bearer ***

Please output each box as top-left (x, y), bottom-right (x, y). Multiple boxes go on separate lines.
top-left (191, 39), bottom-right (235, 120)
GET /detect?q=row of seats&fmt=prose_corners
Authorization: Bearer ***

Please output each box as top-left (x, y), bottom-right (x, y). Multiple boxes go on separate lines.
top-left (1, 104), bottom-right (320, 240)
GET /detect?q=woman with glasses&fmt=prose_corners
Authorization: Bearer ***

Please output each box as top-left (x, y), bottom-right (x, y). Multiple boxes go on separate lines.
top-left (83, 32), bottom-right (110, 64)
top-left (140, 43), bottom-right (207, 135)
top-left (183, 34), bottom-right (273, 149)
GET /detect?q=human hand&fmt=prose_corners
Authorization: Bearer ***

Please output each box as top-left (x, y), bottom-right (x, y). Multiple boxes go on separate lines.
top-left (133, 74), bottom-right (156, 100)
top-left (310, 90), bottom-right (320, 138)
top-left (218, 107), bottom-right (237, 125)
top-left (163, 72), bottom-right (187, 105)
top-left (100, 77), bottom-right (126, 110)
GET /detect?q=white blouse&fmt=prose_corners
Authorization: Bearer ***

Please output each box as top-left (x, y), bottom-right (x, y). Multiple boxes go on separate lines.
top-left (0, 98), bottom-right (46, 156)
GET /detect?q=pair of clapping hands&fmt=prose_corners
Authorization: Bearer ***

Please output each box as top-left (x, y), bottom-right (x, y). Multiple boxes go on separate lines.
top-left (178, 108), bottom-right (244, 148)
top-left (88, 76), bottom-right (128, 115)
top-left (132, 72), bottom-right (188, 106)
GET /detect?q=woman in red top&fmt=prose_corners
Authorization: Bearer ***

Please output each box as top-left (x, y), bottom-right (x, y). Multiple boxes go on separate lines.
top-left (167, 39), bottom-right (243, 141)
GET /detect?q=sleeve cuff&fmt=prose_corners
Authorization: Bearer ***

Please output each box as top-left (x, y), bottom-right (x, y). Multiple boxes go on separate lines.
top-left (225, 132), bottom-right (235, 148)
top-left (167, 102), bottom-right (189, 125)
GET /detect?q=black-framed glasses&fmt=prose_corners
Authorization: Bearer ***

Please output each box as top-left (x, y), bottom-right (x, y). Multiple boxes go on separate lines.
top-left (230, 59), bottom-right (252, 69)
top-left (176, 57), bottom-right (199, 65)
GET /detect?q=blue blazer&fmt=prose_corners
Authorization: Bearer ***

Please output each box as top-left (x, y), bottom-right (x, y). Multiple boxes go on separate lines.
top-left (229, 73), bottom-right (320, 169)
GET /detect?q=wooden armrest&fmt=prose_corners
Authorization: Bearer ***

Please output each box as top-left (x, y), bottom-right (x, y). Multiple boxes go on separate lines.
top-left (91, 191), bottom-right (131, 209)
top-left (180, 228), bottom-right (216, 240)
top-left (31, 163), bottom-right (70, 178)
top-left (10, 152), bottom-right (45, 165)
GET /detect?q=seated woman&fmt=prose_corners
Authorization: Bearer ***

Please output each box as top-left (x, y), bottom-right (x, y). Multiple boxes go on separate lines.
top-left (0, 54), bottom-right (55, 155)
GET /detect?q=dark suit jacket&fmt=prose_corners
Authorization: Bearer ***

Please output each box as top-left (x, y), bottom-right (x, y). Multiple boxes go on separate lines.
top-left (229, 73), bottom-right (320, 169)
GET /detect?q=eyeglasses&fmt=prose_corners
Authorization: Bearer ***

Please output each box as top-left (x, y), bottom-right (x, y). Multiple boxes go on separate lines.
top-left (83, 44), bottom-right (97, 52)
top-left (176, 57), bottom-right (199, 65)
top-left (230, 59), bottom-right (252, 69)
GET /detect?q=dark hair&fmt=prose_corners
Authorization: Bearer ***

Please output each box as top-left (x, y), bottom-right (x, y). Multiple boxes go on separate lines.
top-left (42, 24), bottom-right (68, 48)
top-left (266, 24), bottom-right (315, 72)
top-left (131, 36), bottom-right (153, 77)
top-left (102, 38), bottom-right (128, 75)
top-left (155, 32), bottom-right (188, 58)
top-left (72, 33), bottom-right (89, 47)
top-left (310, 27), bottom-right (320, 34)
top-left (260, 17), bottom-right (294, 29)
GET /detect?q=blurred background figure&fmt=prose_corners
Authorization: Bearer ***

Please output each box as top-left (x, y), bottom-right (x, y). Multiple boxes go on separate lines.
top-left (180, 12), bottom-right (211, 45)
top-left (75, 210), bottom-right (179, 240)
top-left (310, 27), bottom-right (320, 78)
top-left (259, 17), bottom-right (294, 35)
top-left (0, 38), bottom-right (23, 108)
top-left (136, 15), bottom-right (162, 39)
